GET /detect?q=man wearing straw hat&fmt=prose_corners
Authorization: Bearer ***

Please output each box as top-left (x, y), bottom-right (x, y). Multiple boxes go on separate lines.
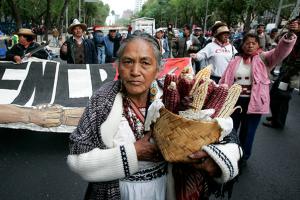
top-left (60, 19), bottom-right (97, 64)
top-left (6, 28), bottom-right (48, 63)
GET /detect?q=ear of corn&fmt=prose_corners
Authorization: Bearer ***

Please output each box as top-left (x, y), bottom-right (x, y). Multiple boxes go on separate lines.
top-left (203, 80), bottom-right (216, 106)
top-left (189, 65), bottom-right (212, 95)
top-left (161, 67), bottom-right (241, 119)
top-left (178, 74), bottom-right (195, 98)
top-left (191, 79), bottom-right (211, 111)
top-left (216, 84), bottom-right (242, 118)
top-left (164, 81), bottom-right (180, 114)
top-left (203, 84), bottom-right (229, 118)
top-left (163, 74), bottom-right (178, 105)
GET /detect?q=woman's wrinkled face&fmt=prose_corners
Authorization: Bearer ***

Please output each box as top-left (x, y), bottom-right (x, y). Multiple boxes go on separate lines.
top-left (118, 39), bottom-right (159, 98)
top-left (242, 37), bottom-right (260, 55)
top-left (218, 32), bottom-right (230, 43)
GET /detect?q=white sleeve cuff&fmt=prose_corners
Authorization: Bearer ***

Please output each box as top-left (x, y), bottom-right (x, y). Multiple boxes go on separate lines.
top-left (196, 52), bottom-right (205, 61)
top-left (67, 143), bottom-right (139, 182)
top-left (202, 143), bottom-right (243, 183)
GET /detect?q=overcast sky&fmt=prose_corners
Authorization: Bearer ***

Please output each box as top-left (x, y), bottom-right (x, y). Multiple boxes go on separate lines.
top-left (101, 0), bottom-right (136, 15)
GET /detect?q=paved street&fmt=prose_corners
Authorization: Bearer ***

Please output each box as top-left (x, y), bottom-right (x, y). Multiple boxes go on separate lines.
top-left (0, 92), bottom-right (300, 200)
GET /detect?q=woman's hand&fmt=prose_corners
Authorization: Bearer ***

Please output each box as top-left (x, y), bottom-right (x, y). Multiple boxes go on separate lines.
top-left (284, 20), bottom-right (299, 40)
top-left (288, 20), bottom-right (299, 33)
top-left (189, 150), bottom-right (222, 177)
top-left (190, 53), bottom-right (197, 60)
top-left (134, 132), bottom-right (163, 162)
top-left (13, 55), bottom-right (22, 64)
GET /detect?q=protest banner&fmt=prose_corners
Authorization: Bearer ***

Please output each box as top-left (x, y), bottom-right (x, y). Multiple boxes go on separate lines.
top-left (0, 57), bottom-right (192, 132)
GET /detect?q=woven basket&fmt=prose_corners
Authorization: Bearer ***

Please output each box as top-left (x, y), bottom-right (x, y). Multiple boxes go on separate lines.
top-left (153, 108), bottom-right (221, 163)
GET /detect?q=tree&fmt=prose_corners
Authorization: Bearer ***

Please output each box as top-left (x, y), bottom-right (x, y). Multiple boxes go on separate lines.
top-left (5, 0), bottom-right (22, 29)
top-left (1, 0), bottom-right (109, 35)
top-left (57, 0), bottom-right (70, 35)
top-left (136, 0), bottom-right (295, 31)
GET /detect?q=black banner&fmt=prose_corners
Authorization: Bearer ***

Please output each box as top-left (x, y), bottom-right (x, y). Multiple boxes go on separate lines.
top-left (0, 61), bottom-right (116, 107)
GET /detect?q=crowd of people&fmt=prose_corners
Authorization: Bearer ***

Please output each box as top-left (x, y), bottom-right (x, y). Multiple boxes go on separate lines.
top-left (0, 15), bottom-right (299, 199)
top-left (65, 17), bottom-right (298, 200)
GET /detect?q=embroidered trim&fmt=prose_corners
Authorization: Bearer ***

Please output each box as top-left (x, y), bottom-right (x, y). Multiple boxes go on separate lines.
top-left (123, 96), bottom-right (145, 140)
top-left (120, 145), bottom-right (130, 177)
top-left (121, 162), bottom-right (168, 182)
top-left (207, 145), bottom-right (234, 178)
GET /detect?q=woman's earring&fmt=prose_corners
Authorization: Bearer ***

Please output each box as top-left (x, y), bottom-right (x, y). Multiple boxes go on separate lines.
top-left (149, 81), bottom-right (158, 103)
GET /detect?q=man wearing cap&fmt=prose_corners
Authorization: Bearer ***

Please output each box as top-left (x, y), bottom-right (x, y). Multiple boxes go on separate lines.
top-left (155, 28), bottom-right (170, 58)
top-left (93, 26), bottom-right (105, 64)
top-left (264, 16), bottom-right (300, 129)
top-left (190, 22), bottom-right (237, 82)
top-left (193, 27), bottom-right (206, 50)
top-left (6, 28), bottom-right (48, 63)
top-left (60, 19), bottom-right (97, 64)
top-left (103, 29), bottom-right (122, 63)
top-left (256, 24), bottom-right (271, 50)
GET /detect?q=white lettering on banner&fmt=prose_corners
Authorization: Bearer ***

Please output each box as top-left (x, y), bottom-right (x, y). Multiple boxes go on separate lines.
top-left (99, 69), bottom-right (107, 82)
top-left (68, 66), bottom-right (93, 98)
top-left (0, 62), bottom-right (30, 104)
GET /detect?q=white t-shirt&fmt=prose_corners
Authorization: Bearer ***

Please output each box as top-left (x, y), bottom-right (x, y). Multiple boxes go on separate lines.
top-left (196, 41), bottom-right (237, 77)
top-left (234, 59), bottom-right (252, 97)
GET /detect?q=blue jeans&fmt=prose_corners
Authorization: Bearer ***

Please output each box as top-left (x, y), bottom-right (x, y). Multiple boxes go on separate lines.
top-left (231, 97), bottom-right (262, 160)
top-left (97, 46), bottom-right (105, 64)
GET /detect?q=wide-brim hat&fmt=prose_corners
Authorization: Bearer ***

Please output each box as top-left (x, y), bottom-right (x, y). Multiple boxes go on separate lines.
top-left (68, 19), bottom-right (87, 34)
top-left (16, 28), bottom-right (36, 36)
top-left (194, 27), bottom-right (202, 31)
top-left (156, 28), bottom-right (164, 33)
top-left (214, 25), bottom-right (230, 37)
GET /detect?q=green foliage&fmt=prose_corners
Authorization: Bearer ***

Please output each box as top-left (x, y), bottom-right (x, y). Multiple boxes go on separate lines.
top-left (136, 0), bottom-right (298, 30)
top-left (1, 0), bottom-right (109, 31)
top-left (1, 0), bottom-right (297, 33)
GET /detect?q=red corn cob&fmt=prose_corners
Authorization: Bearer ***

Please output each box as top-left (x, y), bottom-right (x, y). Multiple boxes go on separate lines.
top-left (177, 74), bottom-right (195, 98)
top-left (203, 84), bottom-right (229, 118)
top-left (164, 81), bottom-right (180, 114)
top-left (163, 74), bottom-right (178, 104)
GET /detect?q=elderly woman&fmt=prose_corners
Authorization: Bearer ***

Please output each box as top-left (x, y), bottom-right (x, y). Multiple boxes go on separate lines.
top-left (67, 33), bottom-right (242, 200)
top-left (219, 32), bottom-right (297, 162)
